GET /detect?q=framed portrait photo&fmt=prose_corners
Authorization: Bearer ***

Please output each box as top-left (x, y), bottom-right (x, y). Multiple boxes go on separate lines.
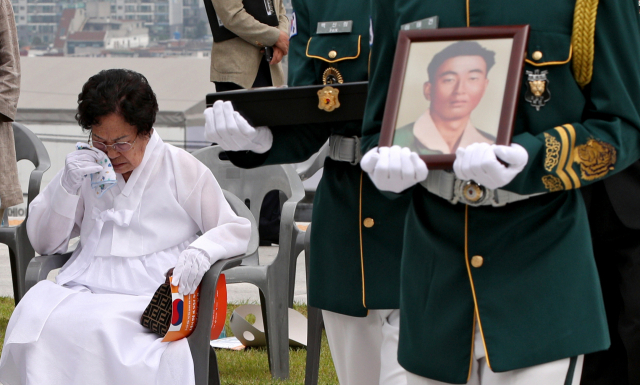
top-left (379, 25), bottom-right (530, 169)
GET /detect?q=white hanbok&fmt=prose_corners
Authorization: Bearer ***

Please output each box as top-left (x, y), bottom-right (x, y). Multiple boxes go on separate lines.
top-left (0, 131), bottom-right (251, 385)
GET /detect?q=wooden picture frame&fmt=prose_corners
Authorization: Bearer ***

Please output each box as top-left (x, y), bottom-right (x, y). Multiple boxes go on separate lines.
top-left (379, 25), bottom-right (529, 169)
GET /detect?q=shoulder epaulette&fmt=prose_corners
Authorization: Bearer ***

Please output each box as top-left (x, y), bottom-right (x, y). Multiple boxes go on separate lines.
top-left (571, 0), bottom-right (599, 88)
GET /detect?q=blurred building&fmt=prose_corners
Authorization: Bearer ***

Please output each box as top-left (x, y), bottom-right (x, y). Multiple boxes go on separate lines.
top-left (11, 0), bottom-right (206, 47)
top-left (12, 0), bottom-right (60, 46)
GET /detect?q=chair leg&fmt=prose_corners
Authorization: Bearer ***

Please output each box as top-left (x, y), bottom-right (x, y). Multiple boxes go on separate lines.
top-left (259, 286), bottom-right (290, 379)
top-left (288, 230), bottom-right (306, 307)
top-left (10, 224), bottom-right (36, 304)
top-left (208, 346), bottom-right (221, 385)
top-left (305, 306), bottom-right (323, 385)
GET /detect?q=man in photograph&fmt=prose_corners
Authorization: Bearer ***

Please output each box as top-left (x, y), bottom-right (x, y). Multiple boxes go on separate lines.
top-left (394, 41), bottom-right (496, 155)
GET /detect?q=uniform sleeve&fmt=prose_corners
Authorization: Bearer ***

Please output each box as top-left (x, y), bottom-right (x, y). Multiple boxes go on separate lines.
top-left (505, 0), bottom-right (640, 194)
top-left (209, 0), bottom-right (281, 47)
top-left (287, 0), bottom-right (317, 87)
top-left (224, 0), bottom-right (332, 169)
top-left (184, 170), bottom-right (252, 263)
top-left (26, 170), bottom-right (84, 255)
top-left (225, 123), bottom-right (332, 168)
top-left (277, 0), bottom-right (289, 36)
top-left (360, 0), bottom-right (398, 154)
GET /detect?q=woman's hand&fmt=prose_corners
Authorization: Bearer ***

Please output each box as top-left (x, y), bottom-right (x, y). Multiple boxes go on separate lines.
top-left (172, 247), bottom-right (211, 295)
top-left (61, 149), bottom-right (103, 195)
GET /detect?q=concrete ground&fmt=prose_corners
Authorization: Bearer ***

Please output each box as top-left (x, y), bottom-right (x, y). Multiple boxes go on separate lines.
top-left (0, 244), bottom-right (308, 304)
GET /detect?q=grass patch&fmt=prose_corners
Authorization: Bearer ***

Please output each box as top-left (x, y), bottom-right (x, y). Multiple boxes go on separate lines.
top-left (0, 298), bottom-right (337, 384)
top-left (0, 297), bottom-right (14, 356)
top-left (218, 303), bottom-right (337, 384)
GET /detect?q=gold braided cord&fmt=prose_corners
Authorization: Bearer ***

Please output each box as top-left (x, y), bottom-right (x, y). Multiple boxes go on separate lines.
top-left (571, 0), bottom-right (599, 88)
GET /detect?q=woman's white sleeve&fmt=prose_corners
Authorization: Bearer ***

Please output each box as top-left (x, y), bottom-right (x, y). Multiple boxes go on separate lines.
top-left (183, 170), bottom-right (251, 263)
top-left (26, 169), bottom-right (84, 255)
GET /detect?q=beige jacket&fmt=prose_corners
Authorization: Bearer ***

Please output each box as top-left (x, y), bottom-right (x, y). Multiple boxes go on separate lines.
top-left (209, 0), bottom-right (289, 89)
top-left (0, 0), bottom-right (23, 209)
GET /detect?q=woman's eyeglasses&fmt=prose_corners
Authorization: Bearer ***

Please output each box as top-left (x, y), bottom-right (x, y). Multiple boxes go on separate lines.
top-left (89, 136), bottom-right (138, 153)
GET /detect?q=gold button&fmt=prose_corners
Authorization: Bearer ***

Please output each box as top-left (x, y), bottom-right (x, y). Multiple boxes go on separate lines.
top-left (328, 50), bottom-right (337, 59)
top-left (532, 51), bottom-right (543, 61)
top-left (363, 218), bottom-right (374, 228)
top-left (471, 255), bottom-right (484, 268)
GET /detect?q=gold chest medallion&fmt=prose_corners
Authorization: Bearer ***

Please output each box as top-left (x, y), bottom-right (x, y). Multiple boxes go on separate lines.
top-left (525, 69), bottom-right (551, 111)
top-left (322, 67), bottom-right (344, 85)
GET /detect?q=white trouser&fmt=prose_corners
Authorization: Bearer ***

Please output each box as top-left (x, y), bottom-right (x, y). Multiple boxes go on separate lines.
top-left (406, 320), bottom-right (584, 385)
top-left (322, 309), bottom-right (407, 385)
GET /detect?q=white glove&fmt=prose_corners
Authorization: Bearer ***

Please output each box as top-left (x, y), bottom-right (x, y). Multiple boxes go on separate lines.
top-left (204, 100), bottom-right (273, 153)
top-left (61, 149), bottom-right (103, 195)
top-left (172, 247), bottom-right (211, 295)
top-left (361, 146), bottom-right (429, 193)
top-left (453, 143), bottom-right (528, 190)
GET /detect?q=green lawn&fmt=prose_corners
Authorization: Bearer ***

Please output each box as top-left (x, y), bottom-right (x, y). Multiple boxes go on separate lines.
top-left (0, 297), bottom-right (13, 357)
top-left (0, 298), bottom-right (338, 384)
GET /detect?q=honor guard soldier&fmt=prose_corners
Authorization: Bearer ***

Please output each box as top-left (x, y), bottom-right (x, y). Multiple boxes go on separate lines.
top-left (361, 0), bottom-right (640, 384)
top-left (204, 0), bottom-right (410, 384)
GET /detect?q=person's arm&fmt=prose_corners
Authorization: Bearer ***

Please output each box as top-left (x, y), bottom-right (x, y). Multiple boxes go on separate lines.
top-left (0, 0), bottom-right (20, 122)
top-left (269, 0), bottom-right (291, 64)
top-left (225, 123), bottom-right (332, 168)
top-left (360, 0), bottom-right (399, 155)
top-left (26, 170), bottom-right (84, 255)
top-left (182, 167), bottom-right (251, 263)
top-left (210, 0), bottom-right (285, 49)
top-left (276, 0), bottom-right (289, 38)
top-left (224, 0), bottom-right (330, 168)
top-left (505, 0), bottom-right (640, 195)
top-left (286, 0), bottom-right (316, 86)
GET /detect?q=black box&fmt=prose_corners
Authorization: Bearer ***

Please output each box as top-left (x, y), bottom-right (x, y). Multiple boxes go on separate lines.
top-left (206, 82), bottom-right (368, 127)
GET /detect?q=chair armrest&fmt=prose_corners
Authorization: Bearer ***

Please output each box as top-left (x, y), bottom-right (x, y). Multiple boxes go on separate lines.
top-left (187, 254), bottom-right (252, 385)
top-left (188, 254), bottom-right (245, 344)
top-left (188, 190), bottom-right (259, 385)
top-left (295, 141), bottom-right (329, 181)
top-left (25, 252), bottom-right (72, 293)
top-left (189, 190), bottom-right (259, 345)
top-left (26, 163), bottom-right (49, 217)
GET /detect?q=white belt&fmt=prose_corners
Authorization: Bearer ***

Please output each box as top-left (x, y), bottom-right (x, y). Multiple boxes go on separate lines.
top-left (420, 170), bottom-right (544, 207)
top-left (328, 135), bottom-right (362, 165)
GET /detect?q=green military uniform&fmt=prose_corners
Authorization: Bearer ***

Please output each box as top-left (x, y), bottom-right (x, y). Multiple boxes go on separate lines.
top-left (393, 123), bottom-right (495, 155)
top-left (363, 0), bottom-right (640, 383)
top-left (226, 0), bottom-right (410, 316)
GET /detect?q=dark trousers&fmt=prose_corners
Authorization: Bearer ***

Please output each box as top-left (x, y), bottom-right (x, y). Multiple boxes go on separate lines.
top-left (213, 55), bottom-right (273, 91)
top-left (581, 182), bottom-right (640, 385)
top-left (213, 57), bottom-right (280, 245)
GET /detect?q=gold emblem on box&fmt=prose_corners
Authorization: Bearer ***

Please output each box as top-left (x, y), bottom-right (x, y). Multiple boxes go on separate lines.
top-left (574, 139), bottom-right (616, 180)
top-left (318, 86), bottom-right (341, 112)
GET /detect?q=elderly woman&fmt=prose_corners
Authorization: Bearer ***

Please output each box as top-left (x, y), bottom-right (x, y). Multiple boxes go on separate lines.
top-left (0, 69), bottom-right (251, 385)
